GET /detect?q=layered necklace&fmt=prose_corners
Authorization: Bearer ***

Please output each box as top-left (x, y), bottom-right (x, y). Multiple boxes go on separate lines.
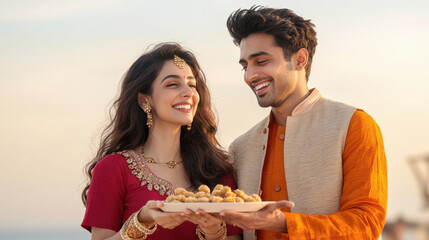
top-left (141, 146), bottom-right (183, 169)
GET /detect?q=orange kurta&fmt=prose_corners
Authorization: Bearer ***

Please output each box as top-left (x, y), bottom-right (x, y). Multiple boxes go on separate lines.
top-left (257, 109), bottom-right (387, 239)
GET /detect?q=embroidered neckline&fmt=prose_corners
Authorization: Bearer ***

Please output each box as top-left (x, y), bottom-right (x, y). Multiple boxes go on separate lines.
top-left (121, 150), bottom-right (175, 196)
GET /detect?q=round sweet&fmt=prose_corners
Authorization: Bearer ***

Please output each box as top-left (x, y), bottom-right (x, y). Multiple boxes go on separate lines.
top-left (185, 191), bottom-right (195, 197)
top-left (211, 190), bottom-right (222, 197)
top-left (234, 189), bottom-right (247, 200)
top-left (211, 196), bottom-right (223, 202)
top-left (224, 192), bottom-right (236, 198)
top-left (223, 196), bottom-right (236, 202)
top-left (221, 186), bottom-right (232, 195)
top-left (250, 194), bottom-right (262, 202)
top-left (244, 196), bottom-right (256, 202)
top-left (165, 195), bottom-right (175, 202)
top-left (174, 188), bottom-right (188, 196)
top-left (174, 194), bottom-right (186, 202)
top-left (195, 191), bottom-right (210, 198)
top-left (198, 185), bottom-right (211, 193)
top-left (196, 197), bottom-right (210, 202)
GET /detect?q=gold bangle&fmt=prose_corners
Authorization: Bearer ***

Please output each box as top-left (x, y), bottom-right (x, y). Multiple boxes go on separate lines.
top-left (119, 212), bottom-right (156, 240)
top-left (133, 210), bottom-right (158, 234)
top-left (196, 222), bottom-right (227, 240)
top-left (120, 214), bottom-right (146, 240)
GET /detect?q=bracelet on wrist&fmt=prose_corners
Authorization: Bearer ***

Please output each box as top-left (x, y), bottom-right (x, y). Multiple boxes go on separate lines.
top-left (119, 209), bottom-right (158, 240)
top-left (196, 222), bottom-right (227, 240)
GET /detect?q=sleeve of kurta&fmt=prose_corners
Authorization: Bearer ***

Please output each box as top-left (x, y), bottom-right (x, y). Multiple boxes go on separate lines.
top-left (81, 154), bottom-right (126, 232)
top-left (283, 109), bottom-right (388, 239)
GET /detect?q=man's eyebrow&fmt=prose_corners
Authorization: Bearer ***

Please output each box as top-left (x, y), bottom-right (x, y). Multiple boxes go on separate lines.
top-left (161, 75), bottom-right (195, 83)
top-left (239, 51), bottom-right (270, 64)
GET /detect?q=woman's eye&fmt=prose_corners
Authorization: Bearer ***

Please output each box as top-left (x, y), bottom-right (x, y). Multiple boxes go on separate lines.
top-left (167, 83), bottom-right (177, 87)
top-left (189, 84), bottom-right (197, 88)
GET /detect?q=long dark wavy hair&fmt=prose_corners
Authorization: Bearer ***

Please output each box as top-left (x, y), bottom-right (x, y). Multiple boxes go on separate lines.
top-left (227, 5), bottom-right (318, 81)
top-left (82, 43), bottom-right (233, 205)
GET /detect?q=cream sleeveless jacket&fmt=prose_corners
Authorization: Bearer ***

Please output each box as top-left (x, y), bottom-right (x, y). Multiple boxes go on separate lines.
top-left (229, 97), bottom-right (356, 240)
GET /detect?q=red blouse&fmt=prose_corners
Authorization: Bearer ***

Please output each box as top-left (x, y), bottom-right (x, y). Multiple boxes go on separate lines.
top-left (81, 150), bottom-right (242, 239)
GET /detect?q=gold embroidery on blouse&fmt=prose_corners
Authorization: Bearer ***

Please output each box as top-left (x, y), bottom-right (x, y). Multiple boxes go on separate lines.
top-left (120, 150), bottom-right (174, 196)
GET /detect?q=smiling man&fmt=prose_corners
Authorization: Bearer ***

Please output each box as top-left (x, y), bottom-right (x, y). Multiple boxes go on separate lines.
top-left (221, 6), bottom-right (387, 240)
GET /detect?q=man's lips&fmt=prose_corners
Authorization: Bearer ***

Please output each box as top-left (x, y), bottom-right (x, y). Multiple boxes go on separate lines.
top-left (252, 79), bottom-right (272, 96)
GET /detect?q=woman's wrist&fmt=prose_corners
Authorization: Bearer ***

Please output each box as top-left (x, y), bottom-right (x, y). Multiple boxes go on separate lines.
top-left (137, 206), bottom-right (156, 226)
top-left (199, 222), bottom-right (222, 235)
top-left (120, 212), bottom-right (158, 240)
top-left (196, 222), bottom-right (227, 240)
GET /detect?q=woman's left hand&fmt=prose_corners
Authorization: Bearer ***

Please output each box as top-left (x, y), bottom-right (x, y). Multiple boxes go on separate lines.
top-left (182, 209), bottom-right (224, 234)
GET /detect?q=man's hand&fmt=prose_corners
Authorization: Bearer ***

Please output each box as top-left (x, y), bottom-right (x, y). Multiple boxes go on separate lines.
top-left (219, 200), bottom-right (294, 232)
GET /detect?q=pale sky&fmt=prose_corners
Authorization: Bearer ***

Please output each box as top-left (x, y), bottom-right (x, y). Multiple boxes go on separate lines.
top-left (1, 0), bottom-right (428, 234)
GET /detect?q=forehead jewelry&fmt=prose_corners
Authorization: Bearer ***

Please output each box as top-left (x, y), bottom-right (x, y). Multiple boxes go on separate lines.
top-left (173, 55), bottom-right (186, 69)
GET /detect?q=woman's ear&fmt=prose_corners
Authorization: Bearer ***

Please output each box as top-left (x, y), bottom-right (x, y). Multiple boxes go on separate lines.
top-left (137, 93), bottom-right (150, 107)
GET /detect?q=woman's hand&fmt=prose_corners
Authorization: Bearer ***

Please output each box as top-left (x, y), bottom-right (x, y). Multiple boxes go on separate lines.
top-left (182, 209), bottom-right (224, 234)
top-left (139, 200), bottom-right (186, 229)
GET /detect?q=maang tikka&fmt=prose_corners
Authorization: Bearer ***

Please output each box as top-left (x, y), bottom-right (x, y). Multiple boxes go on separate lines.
top-left (142, 104), bottom-right (153, 128)
top-left (173, 55), bottom-right (186, 69)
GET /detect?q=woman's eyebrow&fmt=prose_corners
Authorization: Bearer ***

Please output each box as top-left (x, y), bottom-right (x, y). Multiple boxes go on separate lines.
top-left (161, 75), bottom-right (195, 83)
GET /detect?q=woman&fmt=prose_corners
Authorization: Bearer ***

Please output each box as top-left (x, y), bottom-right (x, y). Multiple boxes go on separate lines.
top-left (81, 43), bottom-right (242, 240)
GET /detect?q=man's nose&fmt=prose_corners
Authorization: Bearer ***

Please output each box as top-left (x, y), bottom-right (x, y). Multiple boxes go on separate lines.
top-left (244, 66), bottom-right (259, 85)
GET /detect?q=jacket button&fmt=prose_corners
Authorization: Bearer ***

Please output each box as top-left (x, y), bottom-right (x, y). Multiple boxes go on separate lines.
top-left (275, 232), bottom-right (282, 238)
top-left (279, 134), bottom-right (285, 140)
top-left (274, 185), bottom-right (281, 192)
top-left (262, 145), bottom-right (265, 150)
top-left (263, 128), bottom-right (267, 134)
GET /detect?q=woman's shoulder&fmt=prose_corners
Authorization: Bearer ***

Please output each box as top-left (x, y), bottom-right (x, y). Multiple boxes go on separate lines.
top-left (93, 152), bottom-right (129, 173)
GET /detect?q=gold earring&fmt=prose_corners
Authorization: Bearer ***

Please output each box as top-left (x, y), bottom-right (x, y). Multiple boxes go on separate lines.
top-left (142, 104), bottom-right (153, 128)
top-left (187, 123), bottom-right (192, 131)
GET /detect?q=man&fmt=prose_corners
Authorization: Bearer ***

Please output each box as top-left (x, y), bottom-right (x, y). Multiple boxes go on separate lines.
top-left (220, 6), bottom-right (387, 240)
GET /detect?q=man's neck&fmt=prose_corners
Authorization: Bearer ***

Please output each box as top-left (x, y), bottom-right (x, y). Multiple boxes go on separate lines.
top-left (271, 89), bottom-right (310, 126)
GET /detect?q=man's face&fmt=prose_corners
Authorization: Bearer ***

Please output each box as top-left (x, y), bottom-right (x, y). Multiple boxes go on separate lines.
top-left (239, 33), bottom-right (299, 108)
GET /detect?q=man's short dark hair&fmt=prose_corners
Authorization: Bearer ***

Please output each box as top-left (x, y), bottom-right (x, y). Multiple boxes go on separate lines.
top-left (227, 6), bottom-right (318, 80)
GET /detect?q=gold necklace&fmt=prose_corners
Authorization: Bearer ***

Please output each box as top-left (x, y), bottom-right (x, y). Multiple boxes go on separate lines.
top-left (141, 146), bottom-right (183, 169)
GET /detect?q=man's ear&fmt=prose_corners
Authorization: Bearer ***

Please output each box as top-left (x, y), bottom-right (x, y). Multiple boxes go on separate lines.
top-left (295, 48), bottom-right (308, 71)
top-left (137, 93), bottom-right (151, 107)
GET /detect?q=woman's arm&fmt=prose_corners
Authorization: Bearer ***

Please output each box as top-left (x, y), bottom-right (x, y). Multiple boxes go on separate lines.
top-left (90, 227), bottom-right (121, 240)
top-left (228, 234), bottom-right (242, 240)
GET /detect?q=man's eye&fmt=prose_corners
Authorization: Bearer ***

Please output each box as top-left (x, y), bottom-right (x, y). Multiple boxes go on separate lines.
top-left (257, 60), bottom-right (268, 64)
top-left (241, 66), bottom-right (247, 71)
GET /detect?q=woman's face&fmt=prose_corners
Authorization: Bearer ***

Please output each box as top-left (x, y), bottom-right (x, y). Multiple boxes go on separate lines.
top-left (147, 60), bottom-right (200, 128)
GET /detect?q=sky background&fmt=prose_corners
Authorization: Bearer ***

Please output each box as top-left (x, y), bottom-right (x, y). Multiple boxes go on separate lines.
top-left (1, 0), bottom-right (428, 236)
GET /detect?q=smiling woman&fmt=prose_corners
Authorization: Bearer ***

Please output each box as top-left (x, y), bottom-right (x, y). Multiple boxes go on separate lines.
top-left (80, 43), bottom-right (242, 240)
